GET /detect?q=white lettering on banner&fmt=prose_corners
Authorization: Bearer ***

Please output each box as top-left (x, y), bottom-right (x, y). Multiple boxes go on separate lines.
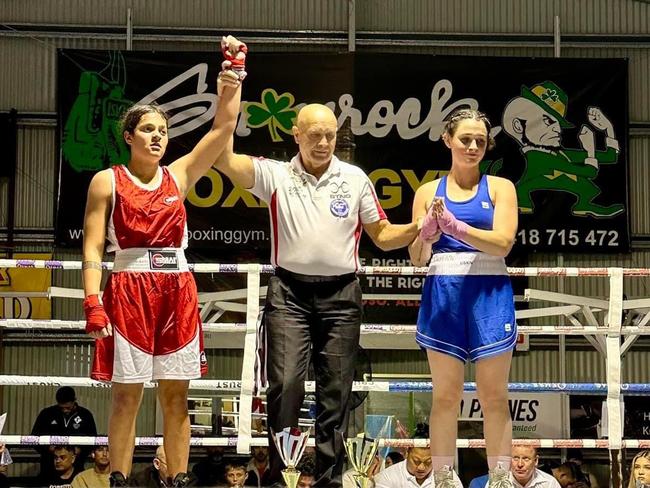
top-left (644, 412), bottom-right (650, 421)
top-left (460, 393), bottom-right (563, 438)
top-left (138, 64), bottom-right (480, 142)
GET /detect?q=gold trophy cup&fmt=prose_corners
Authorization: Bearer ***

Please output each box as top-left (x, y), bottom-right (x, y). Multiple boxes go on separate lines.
top-left (343, 433), bottom-right (379, 488)
top-left (271, 427), bottom-right (309, 488)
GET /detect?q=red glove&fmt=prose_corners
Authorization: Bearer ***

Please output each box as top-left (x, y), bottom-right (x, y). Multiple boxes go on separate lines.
top-left (83, 295), bottom-right (110, 335)
top-left (221, 35), bottom-right (248, 80)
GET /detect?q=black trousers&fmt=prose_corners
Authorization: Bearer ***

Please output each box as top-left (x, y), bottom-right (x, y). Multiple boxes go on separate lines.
top-left (265, 269), bottom-right (362, 488)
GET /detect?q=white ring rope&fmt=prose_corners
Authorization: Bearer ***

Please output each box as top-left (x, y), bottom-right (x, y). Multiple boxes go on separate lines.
top-left (3, 259), bottom-right (650, 276)
top-left (0, 435), bottom-right (648, 449)
top-left (0, 261), bottom-right (643, 460)
top-left (2, 320), bottom-right (650, 336)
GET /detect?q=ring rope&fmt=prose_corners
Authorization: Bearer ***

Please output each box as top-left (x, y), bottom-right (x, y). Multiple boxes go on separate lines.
top-left (3, 259), bottom-right (650, 276)
top-left (2, 320), bottom-right (649, 336)
top-left (0, 375), bottom-right (648, 393)
top-left (0, 435), bottom-right (648, 449)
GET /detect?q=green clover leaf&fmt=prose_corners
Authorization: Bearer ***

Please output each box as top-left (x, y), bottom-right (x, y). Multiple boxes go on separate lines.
top-left (542, 89), bottom-right (559, 103)
top-left (245, 88), bottom-right (298, 142)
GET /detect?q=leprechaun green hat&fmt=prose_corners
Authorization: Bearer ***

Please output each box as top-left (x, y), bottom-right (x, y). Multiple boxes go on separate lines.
top-left (521, 81), bottom-right (574, 129)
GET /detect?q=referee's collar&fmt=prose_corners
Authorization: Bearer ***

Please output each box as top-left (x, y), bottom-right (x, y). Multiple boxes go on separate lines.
top-left (291, 154), bottom-right (342, 180)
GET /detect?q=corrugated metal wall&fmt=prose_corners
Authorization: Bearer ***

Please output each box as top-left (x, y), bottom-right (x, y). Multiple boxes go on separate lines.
top-left (2, 0), bottom-right (650, 436)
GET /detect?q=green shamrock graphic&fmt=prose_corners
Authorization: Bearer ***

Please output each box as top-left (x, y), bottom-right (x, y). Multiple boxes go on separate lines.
top-left (541, 89), bottom-right (559, 103)
top-left (245, 88), bottom-right (298, 142)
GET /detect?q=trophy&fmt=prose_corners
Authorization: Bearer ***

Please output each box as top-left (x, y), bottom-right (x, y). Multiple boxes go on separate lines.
top-left (271, 427), bottom-right (309, 488)
top-left (343, 433), bottom-right (379, 488)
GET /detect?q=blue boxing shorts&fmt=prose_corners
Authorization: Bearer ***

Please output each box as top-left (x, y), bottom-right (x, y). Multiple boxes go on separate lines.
top-left (415, 252), bottom-right (517, 362)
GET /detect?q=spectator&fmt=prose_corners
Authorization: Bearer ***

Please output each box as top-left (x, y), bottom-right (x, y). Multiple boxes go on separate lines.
top-left (191, 446), bottom-right (226, 486)
top-left (628, 450), bottom-right (650, 488)
top-left (386, 452), bottom-right (405, 468)
top-left (247, 447), bottom-right (271, 487)
top-left (0, 443), bottom-right (10, 488)
top-left (567, 449), bottom-right (599, 488)
top-left (31, 387), bottom-right (97, 476)
top-left (469, 446), bottom-right (560, 488)
top-left (224, 460), bottom-right (249, 487)
top-left (297, 456), bottom-right (317, 488)
top-left (552, 462), bottom-right (590, 488)
top-left (71, 445), bottom-right (110, 488)
top-left (39, 445), bottom-right (82, 487)
top-left (372, 443), bottom-right (437, 487)
top-left (132, 446), bottom-right (197, 487)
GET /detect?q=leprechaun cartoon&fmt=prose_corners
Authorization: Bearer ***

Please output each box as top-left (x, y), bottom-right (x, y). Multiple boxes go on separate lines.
top-left (502, 81), bottom-right (623, 218)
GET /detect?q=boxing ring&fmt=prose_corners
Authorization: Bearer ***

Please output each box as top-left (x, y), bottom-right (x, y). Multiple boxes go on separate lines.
top-left (1, 259), bottom-right (650, 484)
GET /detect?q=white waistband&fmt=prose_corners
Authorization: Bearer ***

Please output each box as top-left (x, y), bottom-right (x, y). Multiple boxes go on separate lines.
top-left (113, 248), bottom-right (189, 273)
top-left (427, 252), bottom-right (508, 276)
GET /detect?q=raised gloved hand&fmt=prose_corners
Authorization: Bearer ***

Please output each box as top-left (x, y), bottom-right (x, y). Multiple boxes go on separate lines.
top-left (83, 295), bottom-right (112, 338)
top-left (221, 35), bottom-right (248, 79)
top-left (433, 198), bottom-right (469, 240)
top-left (218, 35), bottom-right (248, 96)
top-left (419, 203), bottom-right (439, 241)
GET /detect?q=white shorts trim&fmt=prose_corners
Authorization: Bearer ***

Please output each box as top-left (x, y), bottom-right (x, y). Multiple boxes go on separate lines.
top-left (427, 252), bottom-right (507, 276)
top-left (111, 328), bottom-right (202, 383)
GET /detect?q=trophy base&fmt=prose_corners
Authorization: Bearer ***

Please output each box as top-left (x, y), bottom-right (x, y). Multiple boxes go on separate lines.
top-left (281, 468), bottom-right (301, 488)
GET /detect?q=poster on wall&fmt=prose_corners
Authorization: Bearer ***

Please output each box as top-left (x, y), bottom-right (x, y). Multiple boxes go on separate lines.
top-left (0, 253), bottom-right (52, 319)
top-left (56, 50), bottom-right (629, 322)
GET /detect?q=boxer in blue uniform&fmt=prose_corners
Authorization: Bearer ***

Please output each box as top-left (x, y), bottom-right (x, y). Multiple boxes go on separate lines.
top-left (409, 109), bottom-right (519, 488)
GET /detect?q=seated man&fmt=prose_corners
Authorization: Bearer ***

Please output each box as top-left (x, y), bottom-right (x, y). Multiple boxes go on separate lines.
top-left (297, 456), bottom-right (317, 488)
top-left (40, 445), bottom-right (82, 487)
top-left (192, 446), bottom-right (226, 487)
top-left (373, 445), bottom-right (436, 487)
top-left (552, 462), bottom-right (590, 488)
top-left (132, 446), bottom-right (197, 487)
top-left (71, 445), bottom-right (110, 488)
top-left (469, 446), bottom-right (561, 488)
top-left (31, 387), bottom-right (97, 477)
top-left (247, 447), bottom-right (271, 487)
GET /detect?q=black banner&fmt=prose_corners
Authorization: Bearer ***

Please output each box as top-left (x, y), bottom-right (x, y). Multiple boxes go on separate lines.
top-left (56, 51), bottom-right (629, 320)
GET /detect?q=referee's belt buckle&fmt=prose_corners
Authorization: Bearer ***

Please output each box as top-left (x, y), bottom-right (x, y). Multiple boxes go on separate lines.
top-left (147, 250), bottom-right (180, 271)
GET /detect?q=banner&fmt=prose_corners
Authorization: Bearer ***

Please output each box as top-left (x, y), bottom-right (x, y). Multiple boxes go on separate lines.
top-left (460, 392), bottom-right (565, 438)
top-left (56, 51), bottom-right (629, 321)
top-left (0, 253), bottom-right (52, 319)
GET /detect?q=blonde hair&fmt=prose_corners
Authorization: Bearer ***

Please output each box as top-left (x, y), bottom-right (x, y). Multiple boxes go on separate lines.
top-left (629, 450), bottom-right (650, 488)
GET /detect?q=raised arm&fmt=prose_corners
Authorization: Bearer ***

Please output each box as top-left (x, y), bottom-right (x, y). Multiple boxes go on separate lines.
top-left (213, 136), bottom-right (256, 189)
top-left (169, 36), bottom-right (246, 195)
top-left (82, 170), bottom-right (113, 339)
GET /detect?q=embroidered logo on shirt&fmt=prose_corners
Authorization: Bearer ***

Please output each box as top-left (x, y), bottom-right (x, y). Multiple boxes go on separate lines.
top-left (330, 199), bottom-right (350, 218)
top-left (164, 196), bottom-right (179, 205)
top-left (148, 250), bottom-right (180, 270)
top-left (481, 201), bottom-right (490, 209)
top-left (505, 323), bottom-right (512, 332)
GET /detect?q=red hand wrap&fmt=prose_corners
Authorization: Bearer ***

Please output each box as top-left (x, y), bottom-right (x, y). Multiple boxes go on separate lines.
top-left (221, 41), bottom-right (248, 71)
top-left (83, 295), bottom-right (110, 334)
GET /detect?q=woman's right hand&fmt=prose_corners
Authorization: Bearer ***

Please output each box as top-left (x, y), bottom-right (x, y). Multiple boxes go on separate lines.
top-left (83, 295), bottom-right (112, 339)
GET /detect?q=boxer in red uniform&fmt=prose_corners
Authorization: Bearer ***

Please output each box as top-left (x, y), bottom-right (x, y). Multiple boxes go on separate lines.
top-left (81, 36), bottom-right (247, 488)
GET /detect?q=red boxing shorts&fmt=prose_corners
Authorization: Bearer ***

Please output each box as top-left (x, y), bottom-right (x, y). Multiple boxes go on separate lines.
top-left (91, 248), bottom-right (208, 383)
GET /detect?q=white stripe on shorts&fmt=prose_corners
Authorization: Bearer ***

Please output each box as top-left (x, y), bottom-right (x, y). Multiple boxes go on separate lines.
top-left (427, 252), bottom-right (508, 276)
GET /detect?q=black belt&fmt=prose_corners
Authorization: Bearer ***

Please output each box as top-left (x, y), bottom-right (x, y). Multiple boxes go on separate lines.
top-left (275, 267), bottom-right (356, 284)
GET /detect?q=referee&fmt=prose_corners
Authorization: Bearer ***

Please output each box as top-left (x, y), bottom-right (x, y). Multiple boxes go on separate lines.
top-left (214, 103), bottom-right (419, 487)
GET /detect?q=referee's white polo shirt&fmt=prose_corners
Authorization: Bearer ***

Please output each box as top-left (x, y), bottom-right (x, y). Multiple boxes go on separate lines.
top-left (249, 154), bottom-right (386, 276)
